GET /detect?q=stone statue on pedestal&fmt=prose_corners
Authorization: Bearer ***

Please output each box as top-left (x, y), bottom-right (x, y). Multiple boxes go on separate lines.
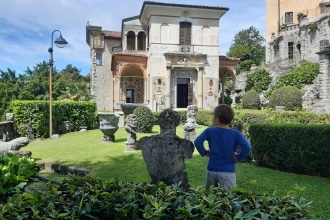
top-left (125, 114), bottom-right (139, 151)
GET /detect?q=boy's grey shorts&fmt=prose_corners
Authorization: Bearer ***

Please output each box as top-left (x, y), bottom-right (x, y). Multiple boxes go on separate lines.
top-left (206, 171), bottom-right (236, 190)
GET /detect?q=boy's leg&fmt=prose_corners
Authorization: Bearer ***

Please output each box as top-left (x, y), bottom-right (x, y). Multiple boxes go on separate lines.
top-left (206, 171), bottom-right (218, 189)
top-left (218, 172), bottom-right (236, 190)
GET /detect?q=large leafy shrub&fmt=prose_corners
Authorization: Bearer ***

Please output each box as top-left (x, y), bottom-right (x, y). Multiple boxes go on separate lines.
top-left (0, 153), bottom-right (39, 200)
top-left (268, 86), bottom-right (303, 110)
top-left (133, 105), bottom-right (154, 133)
top-left (246, 69), bottom-right (272, 92)
top-left (241, 90), bottom-right (260, 110)
top-left (274, 61), bottom-right (320, 89)
top-left (0, 176), bottom-right (313, 219)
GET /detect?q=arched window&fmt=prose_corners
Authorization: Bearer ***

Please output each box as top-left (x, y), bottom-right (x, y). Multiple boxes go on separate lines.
top-left (127, 31), bottom-right (135, 50)
top-left (137, 31), bottom-right (146, 50)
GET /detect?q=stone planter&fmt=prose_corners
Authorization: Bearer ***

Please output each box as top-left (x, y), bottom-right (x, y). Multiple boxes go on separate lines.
top-left (120, 103), bottom-right (144, 116)
top-left (58, 121), bottom-right (73, 134)
top-left (98, 112), bottom-right (120, 142)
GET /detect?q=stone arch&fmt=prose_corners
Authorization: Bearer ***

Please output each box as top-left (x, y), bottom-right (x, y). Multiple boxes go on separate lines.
top-left (119, 64), bottom-right (145, 103)
top-left (219, 66), bottom-right (236, 104)
top-left (219, 66), bottom-right (236, 83)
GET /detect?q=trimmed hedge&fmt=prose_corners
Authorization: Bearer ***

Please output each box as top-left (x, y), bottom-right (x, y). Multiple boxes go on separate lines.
top-left (249, 124), bottom-right (330, 177)
top-left (10, 100), bottom-right (96, 138)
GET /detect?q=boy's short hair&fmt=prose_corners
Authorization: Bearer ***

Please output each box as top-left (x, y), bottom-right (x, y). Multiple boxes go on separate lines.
top-left (214, 104), bottom-right (234, 125)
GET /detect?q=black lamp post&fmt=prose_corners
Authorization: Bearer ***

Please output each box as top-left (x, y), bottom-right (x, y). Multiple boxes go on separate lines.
top-left (48, 30), bottom-right (68, 138)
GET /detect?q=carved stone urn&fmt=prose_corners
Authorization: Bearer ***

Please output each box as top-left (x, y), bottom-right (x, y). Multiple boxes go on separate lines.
top-left (98, 112), bottom-right (120, 142)
top-left (120, 103), bottom-right (143, 116)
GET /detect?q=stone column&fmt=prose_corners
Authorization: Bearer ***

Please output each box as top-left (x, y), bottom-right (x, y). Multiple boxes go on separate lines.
top-left (198, 67), bottom-right (204, 109)
top-left (144, 78), bottom-right (147, 104)
top-left (123, 33), bottom-right (127, 51)
top-left (116, 77), bottom-right (121, 109)
top-left (166, 66), bottom-right (172, 108)
top-left (135, 33), bottom-right (138, 50)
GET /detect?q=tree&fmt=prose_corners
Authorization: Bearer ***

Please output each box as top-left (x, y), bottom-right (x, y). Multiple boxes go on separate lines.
top-left (0, 68), bottom-right (20, 119)
top-left (227, 26), bottom-right (265, 66)
top-left (0, 62), bottom-right (90, 119)
top-left (18, 61), bottom-right (51, 100)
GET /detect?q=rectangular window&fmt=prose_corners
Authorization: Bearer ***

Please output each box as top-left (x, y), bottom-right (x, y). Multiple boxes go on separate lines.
top-left (180, 22), bottom-right (191, 45)
top-left (285, 12), bottom-right (293, 23)
top-left (96, 51), bottom-right (102, 65)
top-left (288, 42), bottom-right (294, 60)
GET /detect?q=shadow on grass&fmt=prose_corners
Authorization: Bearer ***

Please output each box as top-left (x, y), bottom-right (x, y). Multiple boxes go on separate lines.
top-left (38, 151), bottom-right (151, 184)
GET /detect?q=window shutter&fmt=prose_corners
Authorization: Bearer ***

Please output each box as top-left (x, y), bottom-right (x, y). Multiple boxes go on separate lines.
top-left (180, 22), bottom-right (191, 45)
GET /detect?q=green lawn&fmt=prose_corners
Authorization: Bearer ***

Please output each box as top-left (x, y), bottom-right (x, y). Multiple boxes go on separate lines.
top-left (25, 125), bottom-right (330, 219)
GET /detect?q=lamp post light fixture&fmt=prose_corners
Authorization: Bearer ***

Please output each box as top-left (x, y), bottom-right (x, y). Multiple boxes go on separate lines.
top-left (48, 30), bottom-right (68, 138)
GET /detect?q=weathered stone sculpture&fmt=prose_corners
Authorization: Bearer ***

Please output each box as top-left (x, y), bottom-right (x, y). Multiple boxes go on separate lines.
top-left (183, 105), bottom-right (199, 141)
top-left (125, 114), bottom-right (139, 151)
top-left (138, 109), bottom-right (194, 188)
top-left (0, 137), bottom-right (31, 156)
top-left (183, 118), bottom-right (197, 141)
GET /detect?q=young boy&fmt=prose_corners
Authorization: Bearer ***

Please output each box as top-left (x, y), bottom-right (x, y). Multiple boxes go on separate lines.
top-left (194, 104), bottom-right (252, 190)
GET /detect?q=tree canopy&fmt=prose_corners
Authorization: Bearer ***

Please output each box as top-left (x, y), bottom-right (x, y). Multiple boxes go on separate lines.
top-left (0, 62), bottom-right (91, 119)
top-left (227, 26), bottom-right (265, 66)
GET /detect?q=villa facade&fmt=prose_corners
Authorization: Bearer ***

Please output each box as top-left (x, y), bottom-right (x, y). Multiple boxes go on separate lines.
top-left (86, 1), bottom-right (239, 112)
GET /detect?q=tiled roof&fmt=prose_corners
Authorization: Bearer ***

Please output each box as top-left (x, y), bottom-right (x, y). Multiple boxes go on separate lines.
top-left (103, 31), bottom-right (121, 38)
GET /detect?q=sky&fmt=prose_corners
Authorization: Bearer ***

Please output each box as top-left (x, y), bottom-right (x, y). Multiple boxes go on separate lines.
top-left (0, 0), bottom-right (265, 76)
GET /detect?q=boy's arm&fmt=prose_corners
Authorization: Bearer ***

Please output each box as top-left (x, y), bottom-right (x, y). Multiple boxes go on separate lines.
top-left (194, 130), bottom-right (209, 157)
top-left (235, 133), bottom-right (252, 161)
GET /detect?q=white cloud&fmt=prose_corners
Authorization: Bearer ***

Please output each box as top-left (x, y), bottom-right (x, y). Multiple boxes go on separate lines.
top-left (0, 0), bottom-right (265, 75)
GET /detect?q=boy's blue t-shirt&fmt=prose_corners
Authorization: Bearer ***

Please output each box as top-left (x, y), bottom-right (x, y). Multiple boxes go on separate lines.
top-left (194, 127), bottom-right (252, 173)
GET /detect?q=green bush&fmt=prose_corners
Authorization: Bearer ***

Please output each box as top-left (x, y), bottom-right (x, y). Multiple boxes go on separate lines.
top-left (133, 105), bottom-right (154, 133)
top-left (196, 110), bottom-right (214, 127)
top-left (0, 153), bottom-right (39, 201)
top-left (246, 69), bottom-right (272, 92)
top-left (274, 62), bottom-right (319, 89)
top-left (9, 100), bottom-right (97, 138)
top-left (249, 124), bottom-right (330, 177)
top-left (241, 90), bottom-right (260, 110)
top-left (0, 176), bottom-right (313, 219)
top-left (268, 86), bottom-right (303, 110)
top-left (238, 59), bottom-right (255, 71)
